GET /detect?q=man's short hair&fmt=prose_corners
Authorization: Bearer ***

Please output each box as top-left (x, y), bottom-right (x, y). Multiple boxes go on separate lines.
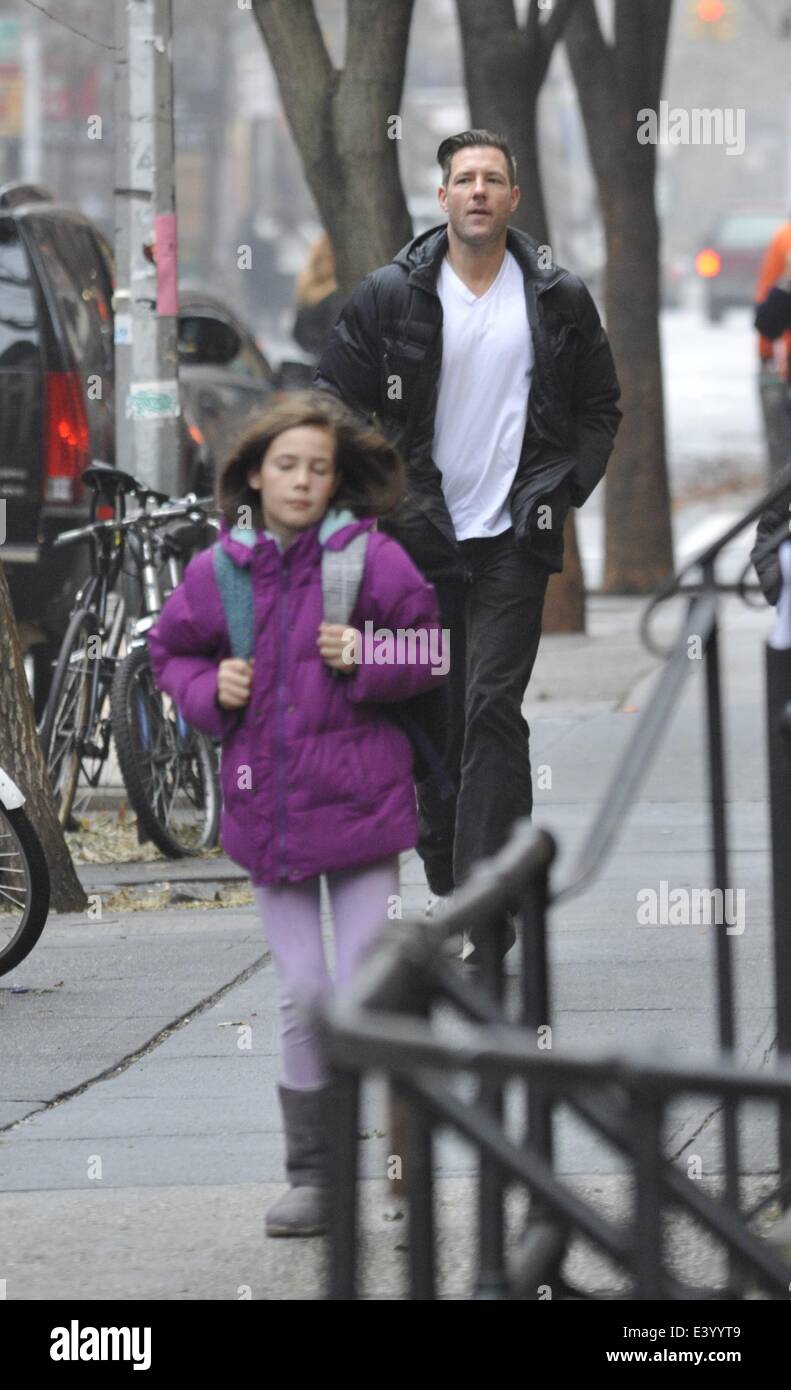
top-left (437, 130), bottom-right (517, 188)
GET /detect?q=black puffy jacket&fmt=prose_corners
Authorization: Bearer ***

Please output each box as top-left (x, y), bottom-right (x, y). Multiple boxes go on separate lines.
top-left (751, 470), bottom-right (791, 606)
top-left (315, 223), bottom-right (621, 581)
top-left (755, 284), bottom-right (791, 347)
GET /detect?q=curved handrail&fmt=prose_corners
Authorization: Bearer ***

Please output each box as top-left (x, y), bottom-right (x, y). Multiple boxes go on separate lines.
top-left (640, 461), bottom-right (791, 657)
top-left (553, 590), bottom-right (718, 904)
top-left (556, 466), bottom-right (791, 901)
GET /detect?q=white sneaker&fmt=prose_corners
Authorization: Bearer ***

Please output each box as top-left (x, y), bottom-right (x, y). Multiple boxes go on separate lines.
top-left (425, 892), bottom-right (451, 918)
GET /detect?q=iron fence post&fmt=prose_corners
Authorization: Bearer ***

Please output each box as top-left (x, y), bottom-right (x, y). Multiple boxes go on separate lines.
top-left (473, 919), bottom-right (509, 1297)
top-left (327, 1066), bottom-right (361, 1300)
top-left (701, 576), bottom-right (741, 1218)
top-left (631, 1086), bottom-right (665, 1299)
top-left (519, 855), bottom-right (557, 1244)
top-left (401, 1079), bottom-right (436, 1300)
top-left (520, 856), bottom-right (553, 1162)
top-left (766, 641), bottom-right (791, 1200)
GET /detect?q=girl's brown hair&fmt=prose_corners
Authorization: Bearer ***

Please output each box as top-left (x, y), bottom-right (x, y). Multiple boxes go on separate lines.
top-left (218, 390), bottom-right (406, 529)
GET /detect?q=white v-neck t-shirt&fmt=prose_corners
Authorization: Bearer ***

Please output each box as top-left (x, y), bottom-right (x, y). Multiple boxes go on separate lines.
top-left (432, 249), bottom-right (533, 540)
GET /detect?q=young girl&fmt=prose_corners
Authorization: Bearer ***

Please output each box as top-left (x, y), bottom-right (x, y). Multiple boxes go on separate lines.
top-left (147, 391), bottom-right (445, 1238)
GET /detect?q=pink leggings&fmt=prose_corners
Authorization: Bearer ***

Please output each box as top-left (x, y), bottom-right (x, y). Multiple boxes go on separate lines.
top-left (253, 855), bottom-right (400, 1089)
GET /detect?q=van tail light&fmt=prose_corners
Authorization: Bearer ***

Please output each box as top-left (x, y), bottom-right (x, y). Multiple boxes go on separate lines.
top-left (44, 371), bottom-right (89, 504)
top-left (188, 421), bottom-right (204, 445)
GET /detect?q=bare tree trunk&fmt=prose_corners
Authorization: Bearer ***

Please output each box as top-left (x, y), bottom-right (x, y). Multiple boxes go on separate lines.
top-left (566, 0), bottom-right (674, 593)
top-left (543, 510), bottom-right (586, 632)
top-left (456, 0), bottom-right (586, 631)
top-left (455, 0), bottom-right (577, 244)
top-left (0, 564), bottom-right (86, 913)
top-left (251, 0), bottom-right (415, 296)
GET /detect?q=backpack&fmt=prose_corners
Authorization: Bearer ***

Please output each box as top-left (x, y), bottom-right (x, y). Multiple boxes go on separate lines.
top-left (212, 537), bottom-right (454, 798)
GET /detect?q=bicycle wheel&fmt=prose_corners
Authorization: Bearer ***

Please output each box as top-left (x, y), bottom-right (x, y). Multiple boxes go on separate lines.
top-left (39, 609), bottom-right (102, 827)
top-left (0, 804), bottom-right (51, 975)
top-left (111, 643), bottom-right (220, 857)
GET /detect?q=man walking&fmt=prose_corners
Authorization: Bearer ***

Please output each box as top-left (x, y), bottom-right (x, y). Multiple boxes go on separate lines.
top-left (315, 130), bottom-right (621, 963)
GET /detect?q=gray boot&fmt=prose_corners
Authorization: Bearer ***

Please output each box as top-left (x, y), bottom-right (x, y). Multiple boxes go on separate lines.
top-left (265, 1083), bottom-right (329, 1238)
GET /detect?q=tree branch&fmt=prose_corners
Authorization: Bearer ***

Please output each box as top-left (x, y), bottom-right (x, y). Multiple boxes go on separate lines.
top-left (564, 0), bottom-right (618, 122)
top-left (565, 0), bottom-right (613, 77)
top-left (251, 0), bottom-right (335, 160)
top-left (345, 0), bottom-right (414, 95)
top-left (456, 0), bottom-right (517, 50)
top-left (615, 0), bottom-right (672, 115)
top-left (455, 0), bottom-right (525, 136)
top-left (532, 0), bottom-right (580, 85)
top-left (541, 0), bottom-right (580, 54)
top-left (525, 0), bottom-right (542, 46)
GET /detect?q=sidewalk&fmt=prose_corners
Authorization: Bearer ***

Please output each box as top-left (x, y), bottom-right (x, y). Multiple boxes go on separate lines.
top-left (0, 590), bottom-right (781, 1299)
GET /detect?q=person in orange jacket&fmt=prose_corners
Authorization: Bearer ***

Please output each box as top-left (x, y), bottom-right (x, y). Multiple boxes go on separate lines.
top-left (755, 218), bottom-right (791, 373)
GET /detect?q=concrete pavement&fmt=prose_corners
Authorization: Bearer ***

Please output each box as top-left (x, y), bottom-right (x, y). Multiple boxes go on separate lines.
top-left (0, 588), bottom-right (783, 1298)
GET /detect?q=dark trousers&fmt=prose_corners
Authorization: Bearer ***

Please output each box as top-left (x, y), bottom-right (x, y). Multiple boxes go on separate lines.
top-left (417, 527), bottom-right (549, 898)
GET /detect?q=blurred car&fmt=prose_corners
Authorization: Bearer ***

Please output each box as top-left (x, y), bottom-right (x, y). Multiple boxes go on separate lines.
top-left (695, 206), bottom-right (788, 323)
top-left (176, 290), bottom-right (279, 492)
top-left (0, 183), bottom-right (288, 715)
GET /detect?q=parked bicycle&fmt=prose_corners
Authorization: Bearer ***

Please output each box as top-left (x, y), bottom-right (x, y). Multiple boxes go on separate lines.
top-left (0, 767), bottom-right (50, 975)
top-left (38, 463), bottom-right (221, 856)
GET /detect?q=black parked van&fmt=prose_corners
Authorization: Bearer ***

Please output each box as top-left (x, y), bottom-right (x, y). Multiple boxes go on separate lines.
top-left (0, 183), bottom-right (117, 713)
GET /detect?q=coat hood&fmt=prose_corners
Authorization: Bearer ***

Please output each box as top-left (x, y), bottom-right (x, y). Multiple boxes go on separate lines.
top-left (217, 508), bottom-right (376, 569)
top-left (392, 221), bottom-right (564, 293)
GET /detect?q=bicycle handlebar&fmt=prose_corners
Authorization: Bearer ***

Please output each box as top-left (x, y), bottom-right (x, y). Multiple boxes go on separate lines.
top-left (52, 496), bottom-right (217, 550)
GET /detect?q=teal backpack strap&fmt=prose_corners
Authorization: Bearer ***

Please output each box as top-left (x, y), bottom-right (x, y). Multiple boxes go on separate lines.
top-left (321, 531), bottom-right (369, 625)
top-left (212, 542), bottom-right (255, 660)
top-left (212, 532), bottom-right (367, 661)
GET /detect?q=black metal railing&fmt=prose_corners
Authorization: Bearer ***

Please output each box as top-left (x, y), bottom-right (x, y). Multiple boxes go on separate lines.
top-left (323, 961), bottom-right (791, 1298)
top-left (318, 464), bottom-right (791, 1300)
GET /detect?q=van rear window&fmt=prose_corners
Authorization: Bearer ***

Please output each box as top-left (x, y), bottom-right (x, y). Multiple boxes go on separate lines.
top-left (29, 216), bottom-right (113, 377)
top-left (0, 220), bottom-right (40, 365)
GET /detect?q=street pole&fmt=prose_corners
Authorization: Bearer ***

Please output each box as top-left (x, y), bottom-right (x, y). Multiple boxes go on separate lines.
top-left (786, 90), bottom-right (791, 214)
top-left (20, 9), bottom-right (42, 183)
top-left (113, 0), bottom-right (181, 495)
top-left (767, 642), bottom-right (791, 1201)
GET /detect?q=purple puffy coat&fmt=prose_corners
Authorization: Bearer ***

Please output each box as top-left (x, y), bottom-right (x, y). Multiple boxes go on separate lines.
top-left (146, 513), bottom-right (446, 885)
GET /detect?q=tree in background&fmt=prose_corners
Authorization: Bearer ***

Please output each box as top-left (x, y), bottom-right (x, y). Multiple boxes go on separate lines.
top-left (456, 0), bottom-right (585, 630)
top-left (566, 0), bottom-right (674, 593)
top-left (455, 0), bottom-right (576, 247)
top-left (0, 565), bottom-right (86, 914)
top-left (251, 0), bottom-right (415, 298)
